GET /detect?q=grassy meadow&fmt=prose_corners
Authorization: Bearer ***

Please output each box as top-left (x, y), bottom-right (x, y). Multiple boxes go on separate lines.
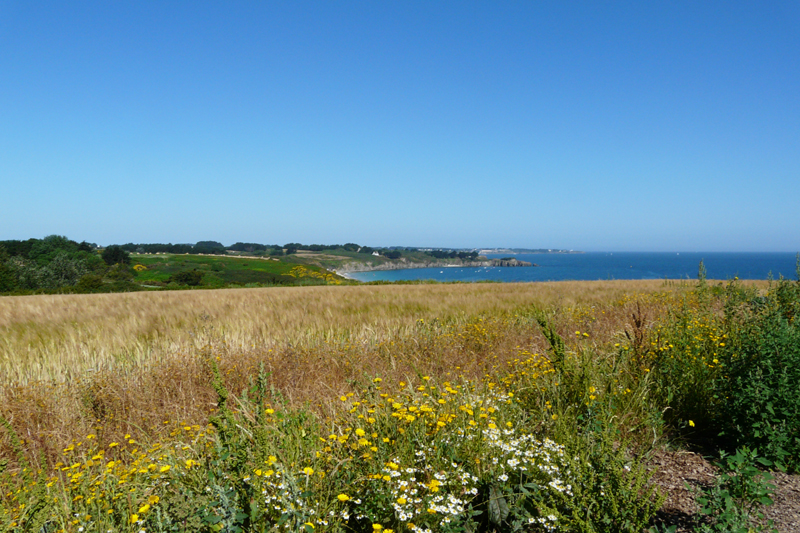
top-left (1, 277), bottom-right (797, 533)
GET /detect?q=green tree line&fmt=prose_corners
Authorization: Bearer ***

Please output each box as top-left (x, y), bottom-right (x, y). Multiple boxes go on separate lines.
top-left (0, 236), bottom-right (138, 294)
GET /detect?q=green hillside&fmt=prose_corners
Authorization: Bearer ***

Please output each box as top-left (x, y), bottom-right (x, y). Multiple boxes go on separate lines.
top-left (132, 253), bottom-right (343, 288)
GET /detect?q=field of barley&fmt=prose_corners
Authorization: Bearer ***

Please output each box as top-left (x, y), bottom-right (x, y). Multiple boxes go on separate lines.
top-left (1, 278), bottom-right (797, 533)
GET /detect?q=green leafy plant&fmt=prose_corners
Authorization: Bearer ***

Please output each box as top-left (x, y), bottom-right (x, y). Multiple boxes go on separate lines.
top-left (693, 447), bottom-right (776, 533)
top-left (555, 431), bottom-right (664, 533)
top-left (716, 277), bottom-right (800, 472)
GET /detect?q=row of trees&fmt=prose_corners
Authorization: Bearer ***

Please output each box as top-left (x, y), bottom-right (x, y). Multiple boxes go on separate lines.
top-left (112, 241), bottom-right (414, 257)
top-left (425, 250), bottom-right (480, 260)
top-left (117, 242), bottom-right (227, 256)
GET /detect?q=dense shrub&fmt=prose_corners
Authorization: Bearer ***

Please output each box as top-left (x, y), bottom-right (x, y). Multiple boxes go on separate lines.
top-left (75, 273), bottom-right (104, 293)
top-left (105, 264), bottom-right (134, 281)
top-left (170, 269), bottom-right (204, 286)
top-left (44, 251), bottom-right (88, 287)
top-left (716, 278), bottom-right (800, 471)
top-left (101, 245), bottom-right (131, 265)
top-left (653, 273), bottom-right (800, 472)
top-left (0, 247), bottom-right (16, 292)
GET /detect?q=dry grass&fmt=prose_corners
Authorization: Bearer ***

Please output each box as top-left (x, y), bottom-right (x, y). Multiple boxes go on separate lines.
top-left (0, 279), bottom-right (694, 385)
top-left (0, 279), bottom-right (764, 469)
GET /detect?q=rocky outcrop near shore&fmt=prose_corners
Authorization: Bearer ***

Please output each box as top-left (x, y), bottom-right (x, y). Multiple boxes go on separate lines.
top-left (490, 258), bottom-right (533, 267)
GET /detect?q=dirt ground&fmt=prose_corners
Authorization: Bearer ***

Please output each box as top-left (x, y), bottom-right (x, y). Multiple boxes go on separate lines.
top-left (650, 450), bottom-right (800, 532)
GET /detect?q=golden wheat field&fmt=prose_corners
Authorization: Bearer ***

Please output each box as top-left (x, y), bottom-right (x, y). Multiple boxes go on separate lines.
top-left (0, 279), bottom-right (764, 469)
top-left (0, 280), bottom-right (692, 385)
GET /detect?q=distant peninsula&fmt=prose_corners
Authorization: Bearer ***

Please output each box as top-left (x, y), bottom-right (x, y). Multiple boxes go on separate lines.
top-left (335, 256), bottom-right (534, 275)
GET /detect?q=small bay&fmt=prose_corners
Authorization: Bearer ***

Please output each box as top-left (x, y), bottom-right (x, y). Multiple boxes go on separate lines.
top-left (346, 252), bottom-right (799, 283)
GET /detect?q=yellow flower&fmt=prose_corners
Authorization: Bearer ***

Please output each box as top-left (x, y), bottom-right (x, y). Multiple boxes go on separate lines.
top-left (303, 467), bottom-right (314, 476)
top-left (397, 497), bottom-right (407, 504)
top-left (337, 493), bottom-right (350, 502)
top-left (138, 504), bottom-right (150, 514)
top-left (689, 420), bottom-right (695, 427)
top-left (130, 514), bottom-right (139, 523)
top-left (159, 465), bottom-right (171, 473)
top-left (373, 525), bottom-right (383, 531)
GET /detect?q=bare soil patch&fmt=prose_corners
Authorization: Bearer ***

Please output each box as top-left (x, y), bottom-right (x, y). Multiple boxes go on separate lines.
top-left (650, 450), bottom-right (800, 532)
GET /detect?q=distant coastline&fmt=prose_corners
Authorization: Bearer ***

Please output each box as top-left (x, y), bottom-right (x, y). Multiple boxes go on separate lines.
top-left (478, 248), bottom-right (583, 255)
top-left (336, 257), bottom-right (535, 277)
top-left (343, 252), bottom-right (799, 284)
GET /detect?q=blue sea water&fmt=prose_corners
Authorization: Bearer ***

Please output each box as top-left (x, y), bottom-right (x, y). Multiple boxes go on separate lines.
top-left (346, 253), bottom-right (799, 283)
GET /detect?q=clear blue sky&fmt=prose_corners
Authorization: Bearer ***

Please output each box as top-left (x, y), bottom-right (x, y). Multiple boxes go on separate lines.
top-left (2, 1), bottom-right (798, 251)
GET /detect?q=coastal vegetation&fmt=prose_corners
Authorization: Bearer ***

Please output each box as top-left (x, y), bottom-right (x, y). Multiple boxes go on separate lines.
top-left (1, 236), bottom-right (516, 296)
top-left (1, 274), bottom-right (796, 532)
top-left (0, 237), bottom-right (349, 295)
